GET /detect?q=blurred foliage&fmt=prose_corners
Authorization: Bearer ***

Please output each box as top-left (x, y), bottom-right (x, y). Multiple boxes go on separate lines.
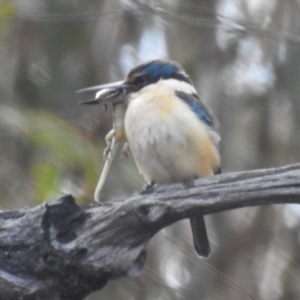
top-left (28, 110), bottom-right (100, 202)
top-left (1, 0), bottom-right (300, 299)
top-left (1, 106), bottom-right (101, 204)
top-left (0, 1), bottom-right (17, 40)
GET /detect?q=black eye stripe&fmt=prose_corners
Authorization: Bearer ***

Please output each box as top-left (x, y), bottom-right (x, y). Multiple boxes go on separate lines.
top-left (134, 73), bottom-right (191, 85)
top-left (137, 76), bottom-right (147, 83)
top-left (165, 73), bottom-right (191, 84)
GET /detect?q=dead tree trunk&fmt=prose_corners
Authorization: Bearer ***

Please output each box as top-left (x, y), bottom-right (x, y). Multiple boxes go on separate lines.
top-left (1, 164), bottom-right (300, 300)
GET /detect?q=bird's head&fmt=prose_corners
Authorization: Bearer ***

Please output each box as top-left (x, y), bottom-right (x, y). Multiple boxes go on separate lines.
top-left (125, 59), bottom-right (191, 89)
top-left (78, 60), bottom-right (191, 105)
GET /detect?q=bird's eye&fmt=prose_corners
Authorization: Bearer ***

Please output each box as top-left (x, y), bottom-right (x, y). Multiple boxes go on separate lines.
top-left (136, 75), bottom-right (147, 86)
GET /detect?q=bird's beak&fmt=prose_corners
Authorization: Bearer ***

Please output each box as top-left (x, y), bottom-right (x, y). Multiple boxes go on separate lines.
top-left (77, 81), bottom-right (134, 105)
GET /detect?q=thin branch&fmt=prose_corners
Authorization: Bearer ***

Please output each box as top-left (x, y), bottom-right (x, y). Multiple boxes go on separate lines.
top-left (0, 4), bottom-right (299, 44)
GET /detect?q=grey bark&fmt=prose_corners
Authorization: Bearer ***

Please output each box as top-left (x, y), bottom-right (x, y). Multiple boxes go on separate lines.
top-left (1, 163), bottom-right (300, 300)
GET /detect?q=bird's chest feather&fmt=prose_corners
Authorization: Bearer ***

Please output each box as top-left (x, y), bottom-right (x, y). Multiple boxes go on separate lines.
top-left (124, 86), bottom-right (219, 183)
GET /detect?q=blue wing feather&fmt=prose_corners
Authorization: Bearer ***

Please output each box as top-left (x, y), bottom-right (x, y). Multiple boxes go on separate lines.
top-left (175, 91), bottom-right (216, 128)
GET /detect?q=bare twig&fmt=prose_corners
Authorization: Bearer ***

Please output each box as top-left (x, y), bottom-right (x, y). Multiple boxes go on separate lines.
top-left (0, 4), bottom-right (299, 43)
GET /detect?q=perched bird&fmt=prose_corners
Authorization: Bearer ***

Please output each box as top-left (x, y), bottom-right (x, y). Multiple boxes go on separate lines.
top-left (79, 60), bottom-right (221, 257)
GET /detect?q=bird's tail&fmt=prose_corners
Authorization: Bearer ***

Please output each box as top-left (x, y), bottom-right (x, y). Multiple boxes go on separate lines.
top-left (190, 216), bottom-right (210, 257)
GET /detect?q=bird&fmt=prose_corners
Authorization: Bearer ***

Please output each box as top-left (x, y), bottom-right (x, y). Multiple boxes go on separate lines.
top-left (79, 59), bottom-right (221, 257)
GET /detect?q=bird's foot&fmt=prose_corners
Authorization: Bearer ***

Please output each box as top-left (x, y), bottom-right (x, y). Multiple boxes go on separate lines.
top-left (103, 129), bottom-right (115, 159)
top-left (140, 181), bottom-right (155, 194)
top-left (121, 142), bottom-right (131, 157)
top-left (183, 176), bottom-right (197, 188)
top-left (103, 146), bottom-right (111, 159)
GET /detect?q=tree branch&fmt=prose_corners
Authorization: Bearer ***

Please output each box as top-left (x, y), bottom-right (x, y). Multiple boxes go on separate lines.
top-left (1, 163), bottom-right (300, 300)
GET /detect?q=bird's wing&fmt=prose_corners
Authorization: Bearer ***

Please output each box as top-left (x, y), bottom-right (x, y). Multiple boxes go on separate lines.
top-left (175, 91), bottom-right (217, 129)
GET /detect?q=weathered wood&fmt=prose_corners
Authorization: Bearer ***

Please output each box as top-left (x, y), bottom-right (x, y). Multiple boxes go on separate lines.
top-left (1, 163), bottom-right (300, 300)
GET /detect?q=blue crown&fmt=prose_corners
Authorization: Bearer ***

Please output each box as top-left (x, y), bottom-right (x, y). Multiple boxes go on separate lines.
top-left (126, 60), bottom-right (191, 85)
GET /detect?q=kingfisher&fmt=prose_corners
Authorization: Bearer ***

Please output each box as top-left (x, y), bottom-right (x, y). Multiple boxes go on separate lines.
top-left (79, 59), bottom-right (221, 257)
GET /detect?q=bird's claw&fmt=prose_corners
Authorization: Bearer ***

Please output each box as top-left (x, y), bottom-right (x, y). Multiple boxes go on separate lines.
top-left (140, 181), bottom-right (155, 194)
top-left (121, 143), bottom-right (131, 157)
top-left (103, 129), bottom-right (115, 159)
top-left (183, 176), bottom-right (197, 188)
